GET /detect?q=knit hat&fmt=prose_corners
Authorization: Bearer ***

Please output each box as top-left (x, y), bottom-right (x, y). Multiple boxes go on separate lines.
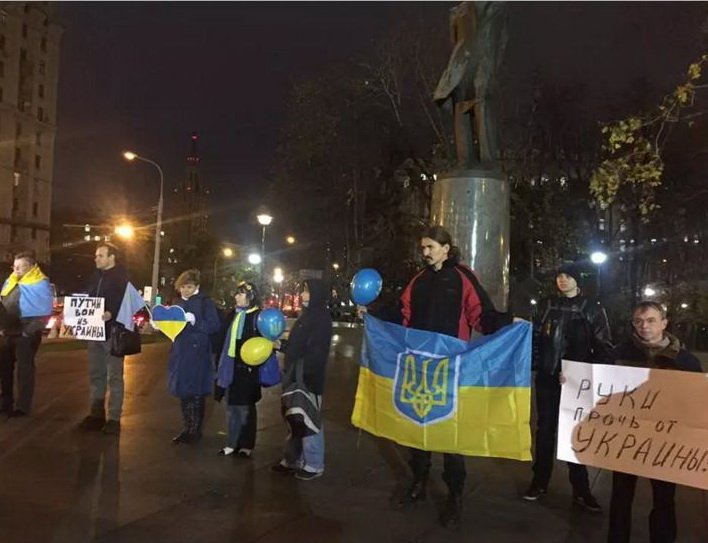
top-left (557, 263), bottom-right (582, 284)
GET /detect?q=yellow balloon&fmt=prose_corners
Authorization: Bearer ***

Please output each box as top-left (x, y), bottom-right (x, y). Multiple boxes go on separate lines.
top-left (240, 337), bottom-right (273, 366)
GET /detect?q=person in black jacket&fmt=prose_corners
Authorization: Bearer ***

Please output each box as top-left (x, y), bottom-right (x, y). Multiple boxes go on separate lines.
top-left (214, 281), bottom-right (263, 457)
top-left (607, 301), bottom-right (702, 543)
top-left (77, 243), bottom-right (129, 435)
top-left (271, 278), bottom-right (332, 481)
top-left (523, 263), bottom-right (613, 510)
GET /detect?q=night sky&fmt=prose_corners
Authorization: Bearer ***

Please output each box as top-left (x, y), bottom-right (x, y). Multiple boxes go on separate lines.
top-left (53, 2), bottom-right (706, 245)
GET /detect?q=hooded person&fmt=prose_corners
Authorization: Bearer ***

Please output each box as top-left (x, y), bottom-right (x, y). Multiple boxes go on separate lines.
top-left (214, 281), bottom-right (263, 458)
top-left (271, 278), bottom-right (333, 481)
top-left (523, 261), bottom-right (614, 511)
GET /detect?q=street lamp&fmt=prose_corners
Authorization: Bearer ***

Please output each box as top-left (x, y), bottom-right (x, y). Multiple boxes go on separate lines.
top-left (332, 262), bottom-right (340, 271)
top-left (114, 223), bottom-right (135, 240)
top-left (248, 253), bottom-right (262, 265)
top-left (256, 213), bottom-right (273, 287)
top-left (123, 150), bottom-right (164, 306)
top-left (590, 250), bottom-right (608, 297)
top-left (286, 235), bottom-right (296, 245)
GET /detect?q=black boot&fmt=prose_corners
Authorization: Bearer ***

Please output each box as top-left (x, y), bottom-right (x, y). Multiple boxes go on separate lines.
top-left (78, 399), bottom-right (106, 431)
top-left (192, 396), bottom-right (205, 441)
top-left (173, 398), bottom-right (191, 443)
top-left (397, 478), bottom-right (427, 508)
top-left (438, 491), bottom-right (463, 527)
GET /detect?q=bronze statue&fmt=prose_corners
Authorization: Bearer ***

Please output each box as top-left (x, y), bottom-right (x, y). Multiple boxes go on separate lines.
top-left (434, 2), bottom-right (508, 168)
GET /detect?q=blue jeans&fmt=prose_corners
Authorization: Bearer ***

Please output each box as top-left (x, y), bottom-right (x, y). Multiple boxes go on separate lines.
top-left (225, 404), bottom-right (251, 448)
top-left (282, 395), bottom-right (324, 473)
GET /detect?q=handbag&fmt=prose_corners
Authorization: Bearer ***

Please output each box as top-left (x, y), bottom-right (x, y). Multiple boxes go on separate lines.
top-left (259, 352), bottom-right (281, 387)
top-left (110, 323), bottom-right (141, 357)
top-left (281, 358), bottom-right (321, 437)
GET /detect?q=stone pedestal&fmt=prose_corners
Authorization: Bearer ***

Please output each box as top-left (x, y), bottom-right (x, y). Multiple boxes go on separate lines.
top-left (431, 169), bottom-right (510, 310)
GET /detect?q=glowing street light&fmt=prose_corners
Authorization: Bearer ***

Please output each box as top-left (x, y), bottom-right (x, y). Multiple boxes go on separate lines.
top-left (332, 262), bottom-right (340, 271)
top-left (273, 267), bottom-right (284, 284)
top-left (680, 302), bottom-right (689, 309)
top-left (222, 247), bottom-right (234, 258)
top-left (122, 150), bottom-right (164, 305)
top-left (114, 223), bottom-right (135, 240)
top-left (248, 253), bottom-right (262, 265)
top-left (286, 235), bottom-right (296, 245)
top-left (643, 286), bottom-right (657, 297)
top-left (590, 251), bottom-right (607, 265)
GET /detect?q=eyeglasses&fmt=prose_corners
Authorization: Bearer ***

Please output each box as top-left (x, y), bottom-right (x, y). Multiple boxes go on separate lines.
top-left (632, 317), bottom-right (661, 326)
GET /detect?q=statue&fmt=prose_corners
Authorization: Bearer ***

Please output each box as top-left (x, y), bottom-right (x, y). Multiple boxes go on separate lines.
top-left (433, 2), bottom-right (508, 168)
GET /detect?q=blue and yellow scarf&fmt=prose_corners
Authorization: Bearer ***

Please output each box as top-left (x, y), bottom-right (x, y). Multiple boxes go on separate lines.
top-left (1, 265), bottom-right (53, 317)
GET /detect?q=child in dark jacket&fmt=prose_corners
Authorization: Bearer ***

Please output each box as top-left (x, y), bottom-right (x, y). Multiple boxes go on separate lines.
top-left (167, 269), bottom-right (222, 444)
top-left (271, 278), bottom-right (332, 480)
top-left (215, 281), bottom-right (263, 457)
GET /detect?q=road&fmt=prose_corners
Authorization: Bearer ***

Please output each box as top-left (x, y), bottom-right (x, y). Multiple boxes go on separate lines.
top-left (0, 327), bottom-right (705, 542)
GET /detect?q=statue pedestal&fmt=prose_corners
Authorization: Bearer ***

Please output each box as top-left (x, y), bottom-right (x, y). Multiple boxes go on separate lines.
top-left (431, 169), bottom-right (510, 310)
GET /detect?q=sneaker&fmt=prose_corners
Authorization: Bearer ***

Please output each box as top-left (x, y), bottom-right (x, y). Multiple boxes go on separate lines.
top-left (522, 484), bottom-right (546, 501)
top-left (101, 420), bottom-right (121, 435)
top-left (573, 493), bottom-right (602, 513)
top-left (236, 449), bottom-right (252, 459)
top-left (270, 463), bottom-right (295, 474)
top-left (294, 469), bottom-right (323, 481)
top-left (77, 415), bottom-right (106, 431)
top-left (218, 447), bottom-right (235, 456)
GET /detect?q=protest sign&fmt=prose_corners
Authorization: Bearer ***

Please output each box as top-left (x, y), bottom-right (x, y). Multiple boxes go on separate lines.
top-left (62, 296), bottom-right (106, 341)
top-left (558, 360), bottom-right (708, 490)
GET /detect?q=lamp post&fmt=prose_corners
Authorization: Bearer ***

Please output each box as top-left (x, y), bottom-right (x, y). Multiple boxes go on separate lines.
top-left (590, 251), bottom-right (608, 298)
top-left (256, 213), bottom-right (273, 288)
top-left (123, 151), bottom-right (164, 306)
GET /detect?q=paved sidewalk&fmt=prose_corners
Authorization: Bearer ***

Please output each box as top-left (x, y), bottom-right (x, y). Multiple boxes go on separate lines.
top-left (0, 327), bottom-right (705, 542)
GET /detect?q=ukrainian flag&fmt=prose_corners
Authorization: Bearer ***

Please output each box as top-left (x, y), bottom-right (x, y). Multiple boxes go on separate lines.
top-left (351, 316), bottom-right (532, 461)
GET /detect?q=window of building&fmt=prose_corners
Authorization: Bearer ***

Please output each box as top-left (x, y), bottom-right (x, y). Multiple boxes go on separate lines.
top-left (32, 201), bottom-right (38, 217)
top-left (0, 61), bottom-right (4, 78)
top-left (20, 48), bottom-right (26, 62)
top-left (40, 37), bottom-right (47, 53)
top-left (37, 107), bottom-right (43, 122)
top-left (0, 87), bottom-right (3, 103)
top-left (38, 60), bottom-right (45, 75)
top-left (31, 228), bottom-right (36, 240)
top-left (12, 198), bottom-right (17, 214)
top-left (34, 155), bottom-right (40, 169)
top-left (15, 123), bottom-right (21, 137)
top-left (0, 35), bottom-right (5, 51)
top-left (38, 83), bottom-right (44, 99)
top-left (22, 24), bottom-right (27, 39)
top-left (35, 131), bottom-right (41, 145)
top-left (14, 148), bottom-right (21, 167)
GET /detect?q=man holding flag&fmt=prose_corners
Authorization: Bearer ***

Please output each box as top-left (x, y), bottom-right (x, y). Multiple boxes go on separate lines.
top-left (77, 243), bottom-right (145, 435)
top-left (358, 226), bottom-right (515, 527)
top-left (0, 251), bottom-right (53, 417)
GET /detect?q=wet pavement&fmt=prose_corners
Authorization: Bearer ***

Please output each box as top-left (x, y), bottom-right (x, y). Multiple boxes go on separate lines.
top-left (0, 326), bottom-right (706, 543)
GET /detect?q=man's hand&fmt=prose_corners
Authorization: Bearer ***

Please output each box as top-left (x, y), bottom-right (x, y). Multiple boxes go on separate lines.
top-left (102, 311), bottom-right (112, 322)
top-left (559, 372), bottom-right (566, 385)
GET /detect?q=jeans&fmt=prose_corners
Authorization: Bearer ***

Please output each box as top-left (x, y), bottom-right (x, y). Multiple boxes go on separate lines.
top-left (282, 394), bottom-right (324, 473)
top-left (225, 404), bottom-right (251, 448)
top-left (87, 340), bottom-right (125, 421)
top-left (531, 373), bottom-right (591, 495)
top-left (0, 333), bottom-right (42, 413)
top-left (608, 471), bottom-right (677, 543)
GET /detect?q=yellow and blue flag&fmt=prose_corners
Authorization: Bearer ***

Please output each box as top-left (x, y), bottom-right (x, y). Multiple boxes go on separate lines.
top-left (351, 316), bottom-right (532, 461)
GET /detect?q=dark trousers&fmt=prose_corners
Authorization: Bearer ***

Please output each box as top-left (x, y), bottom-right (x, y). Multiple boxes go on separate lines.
top-left (0, 333), bottom-right (42, 413)
top-left (608, 472), bottom-right (676, 543)
top-left (531, 373), bottom-right (591, 495)
top-left (409, 448), bottom-right (466, 494)
top-left (180, 396), bottom-right (206, 437)
top-left (236, 404), bottom-right (257, 450)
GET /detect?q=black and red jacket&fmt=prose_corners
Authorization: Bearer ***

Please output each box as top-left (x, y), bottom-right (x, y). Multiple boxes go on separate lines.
top-left (400, 259), bottom-right (509, 340)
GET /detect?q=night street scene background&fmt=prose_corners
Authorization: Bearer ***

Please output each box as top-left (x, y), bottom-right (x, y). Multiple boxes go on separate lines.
top-left (0, 2), bottom-right (707, 543)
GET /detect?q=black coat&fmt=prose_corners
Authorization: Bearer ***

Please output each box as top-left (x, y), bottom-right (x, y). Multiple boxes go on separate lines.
top-left (534, 294), bottom-right (613, 376)
top-left (282, 279), bottom-right (332, 395)
top-left (215, 308), bottom-right (262, 405)
top-left (86, 265), bottom-right (128, 339)
top-left (612, 333), bottom-right (702, 373)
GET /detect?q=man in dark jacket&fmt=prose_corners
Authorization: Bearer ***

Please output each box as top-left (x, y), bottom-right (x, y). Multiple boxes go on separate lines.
top-left (389, 226), bottom-right (512, 527)
top-left (0, 251), bottom-right (53, 417)
top-left (77, 243), bottom-right (129, 435)
top-left (607, 301), bottom-right (702, 543)
top-left (523, 263), bottom-right (613, 510)
top-left (271, 278), bottom-right (333, 481)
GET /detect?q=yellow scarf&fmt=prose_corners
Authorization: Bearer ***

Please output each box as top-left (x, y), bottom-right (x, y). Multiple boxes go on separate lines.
top-left (1, 265), bottom-right (48, 297)
top-left (227, 307), bottom-right (259, 357)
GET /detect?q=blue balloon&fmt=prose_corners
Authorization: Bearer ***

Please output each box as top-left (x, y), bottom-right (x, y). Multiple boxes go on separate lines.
top-left (350, 268), bottom-right (383, 305)
top-left (257, 308), bottom-right (287, 340)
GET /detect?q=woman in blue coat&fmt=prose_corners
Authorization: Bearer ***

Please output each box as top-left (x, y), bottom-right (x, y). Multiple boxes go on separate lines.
top-left (168, 269), bottom-right (221, 444)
